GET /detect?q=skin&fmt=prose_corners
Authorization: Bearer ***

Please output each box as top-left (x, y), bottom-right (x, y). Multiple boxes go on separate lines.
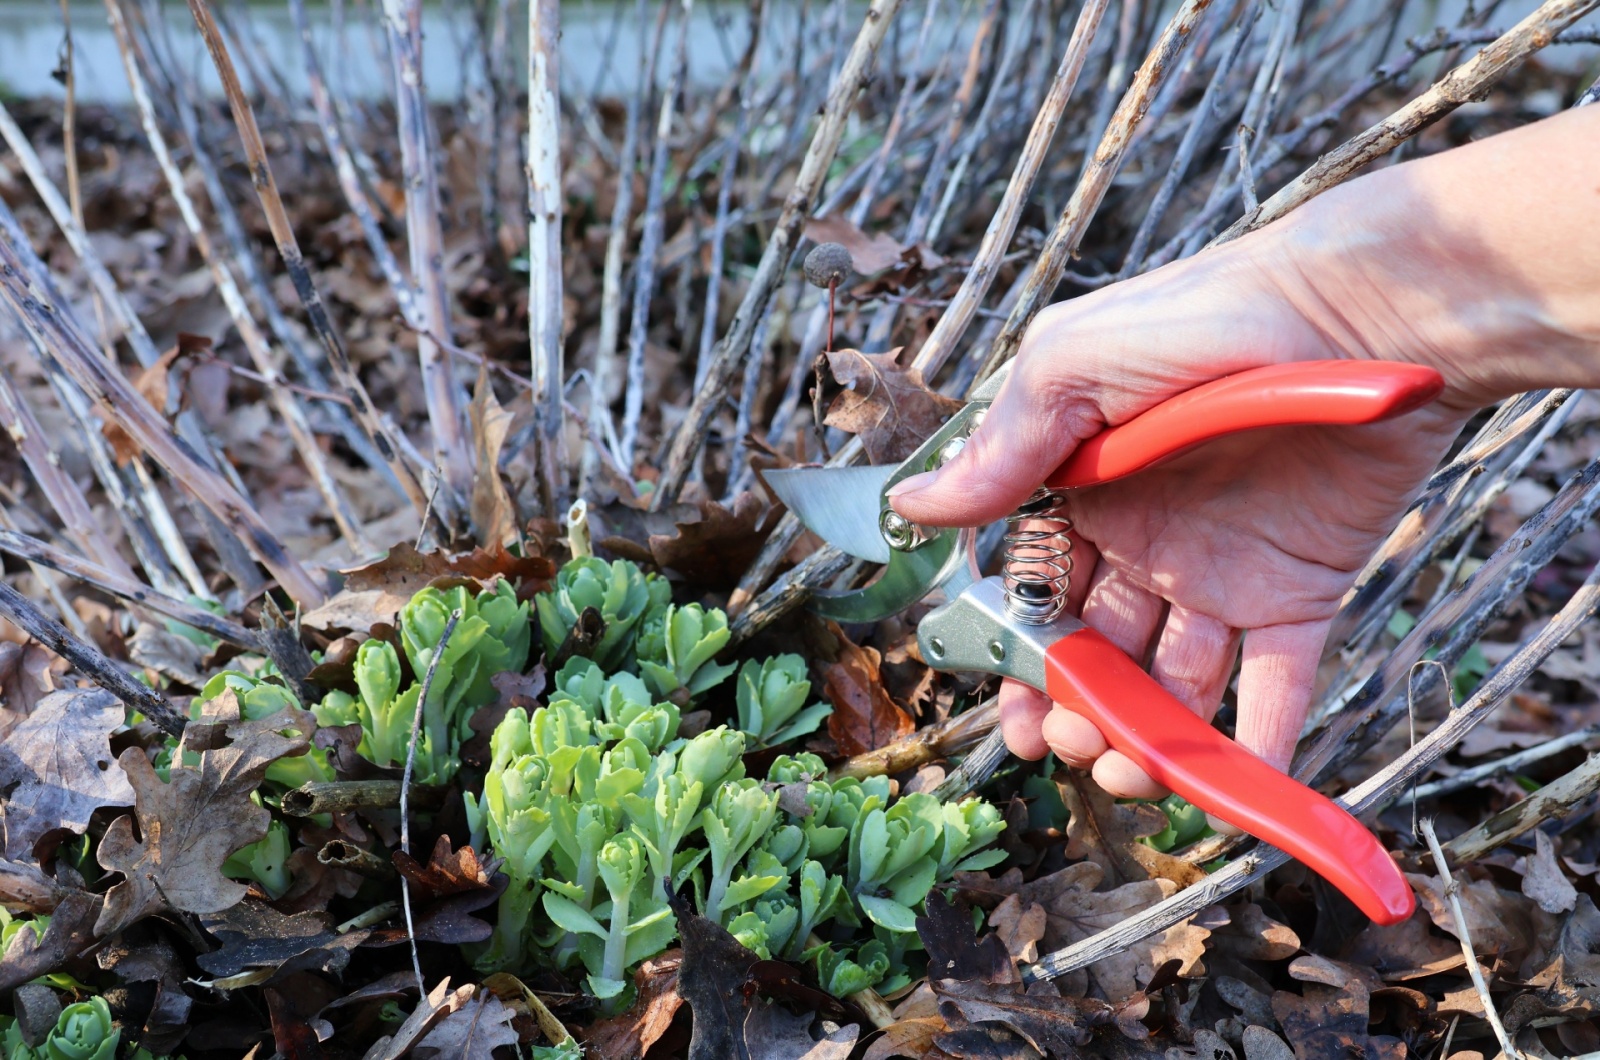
top-left (888, 105), bottom-right (1600, 802)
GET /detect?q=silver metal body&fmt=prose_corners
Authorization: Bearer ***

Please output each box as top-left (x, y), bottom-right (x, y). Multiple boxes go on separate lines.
top-left (917, 576), bottom-right (1085, 692)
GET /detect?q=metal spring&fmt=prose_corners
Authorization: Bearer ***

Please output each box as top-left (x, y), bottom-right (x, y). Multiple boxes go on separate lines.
top-left (1001, 488), bottom-right (1074, 623)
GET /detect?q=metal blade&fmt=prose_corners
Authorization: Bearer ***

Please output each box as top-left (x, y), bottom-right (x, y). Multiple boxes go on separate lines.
top-left (761, 465), bottom-right (897, 564)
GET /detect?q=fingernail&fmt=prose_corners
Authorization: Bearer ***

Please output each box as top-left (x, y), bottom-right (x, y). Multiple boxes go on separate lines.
top-left (886, 470), bottom-right (938, 499)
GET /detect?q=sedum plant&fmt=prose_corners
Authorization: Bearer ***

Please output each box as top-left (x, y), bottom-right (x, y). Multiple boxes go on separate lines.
top-left (636, 603), bottom-right (736, 701)
top-left (471, 619), bottom-right (1007, 1010)
top-left (734, 654), bottom-right (832, 748)
top-left (534, 557), bottom-right (669, 671)
top-left (313, 580), bottom-right (532, 785)
top-left (1, 995), bottom-right (118, 1060)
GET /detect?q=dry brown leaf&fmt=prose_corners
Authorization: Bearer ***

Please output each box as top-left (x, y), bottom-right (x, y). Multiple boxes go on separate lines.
top-left (862, 1016), bottom-right (945, 1060)
top-left (584, 951), bottom-right (685, 1058)
top-left (1520, 829), bottom-right (1579, 914)
top-left (0, 890), bottom-right (102, 994)
top-left (931, 977), bottom-right (1110, 1056)
top-left (95, 694), bottom-right (316, 936)
top-left (468, 364), bottom-right (518, 549)
top-left (1407, 870), bottom-right (1555, 957)
top-left (362, 978), bottom-right (477, 1060)
top-left (989, 895), bottom-right (1048, 964)
top-left (1126, 844), bottom-right (1209, 889)
top-left (391, 835), bottom-right (494, 902)
top-left (0, 688), bottom-right (135, 859)
top-left (0, 857), bottom-right (67, 914)
top-left (305, 542), bottom-right (556, 630)
top-left (197, 899), bottom-right (367, 980)
top-left (414, 990), bottom-right (520, 1059)
top-left (1058, 771), bottom-right (1168, 888)
top-left (823, 634), bottom-right (914, 758)
top-left (1022, 861), bottom-right (1210, 1001)
top-left (802, 216), bottom-right (905, 274)
top-left (127, 624), bottom-right (208, 688)
top-left (743, 1003), bottom-right (858, 1060)
top-left (817, 348), bottom-right (965, 464)
top-left (649, 492), bottom-right (779, 591)
top-left (1207, 903), bottom-right (1301, 963)
top-left (100, 336), bottom-right (199, 465)
top-left (0, 641), bottom-right (65, 720)
top-left (1344, 906), bottom-right (1466, 981)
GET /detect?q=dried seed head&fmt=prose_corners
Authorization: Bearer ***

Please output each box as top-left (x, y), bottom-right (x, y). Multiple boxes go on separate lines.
top-left (803, 243), bottom-right (853, 289)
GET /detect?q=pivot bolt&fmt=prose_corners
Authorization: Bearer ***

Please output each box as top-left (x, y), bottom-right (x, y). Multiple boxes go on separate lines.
top-left (880, 508), bottom-right (934, 552)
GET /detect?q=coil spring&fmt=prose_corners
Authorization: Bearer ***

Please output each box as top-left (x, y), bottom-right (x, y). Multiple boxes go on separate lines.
top-left (1002, 488), bottom-right (1074, 623)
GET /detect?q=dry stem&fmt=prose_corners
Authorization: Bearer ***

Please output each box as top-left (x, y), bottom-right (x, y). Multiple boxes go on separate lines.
top-left (1419, 817), bottom-right (1521, 1060)
top-left (527, 0), bottom-right (565, 513)
top-left (653, 0), bottom-right (906, 508)
top-left (180, 0), bottom-right (432, 519)
top-left (1215, 0), bottom-right (1600, 243)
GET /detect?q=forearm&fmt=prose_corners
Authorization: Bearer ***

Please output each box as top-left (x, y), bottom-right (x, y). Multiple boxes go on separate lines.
top-left (1261, 106), bottom-right (1600, 409)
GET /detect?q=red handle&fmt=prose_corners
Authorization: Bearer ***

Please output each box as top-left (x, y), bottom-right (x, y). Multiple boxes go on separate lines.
top-left (1046, 627), bottom-right (1414, 925)
top-left (1048, 361), bottom-right (1445, 490)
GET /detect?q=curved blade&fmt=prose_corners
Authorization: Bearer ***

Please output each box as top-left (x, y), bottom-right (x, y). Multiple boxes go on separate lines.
top-left (761, 465), bottom-right (896, 564)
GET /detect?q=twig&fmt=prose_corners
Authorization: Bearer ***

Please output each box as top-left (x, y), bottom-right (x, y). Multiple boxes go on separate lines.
top-left (0, 529), bottom-right (255, 648)
top-left (830, 699), bottom-right (998, 780)
top-left (1214, 0), bottom-right (1600, 244)
top-left (527, 0), bottom-right (565, 515)
top-left (621, 0), bottom-right (694, 468)
top-left (653, 0), bottom-right (907, 509)
top-left (1397, 725), bottom-right (1600, 806)
top-left (1420, 817), bottom-right (1522, 1060)
top-left (911, 0), bottom-right (1110, 354)
top-left (400, 608), bottom-right (461, 993)
top-left (283, 780), bottom-right (446, 817)
top-left (379, 0), bottom-right (472, 503)
top-left (591, 0), bottom-right (665, 472)
top-left (0, 207), bottom-right (327, 608)
top-left (972, 0), bottom-right (1215, 387)
top-left (178, 0), bottom-right (433, 520)
top-left (318, 841), bottom-right (396, 880)
top-left (1446, 753), bottom-right (1600, 863)
top-left (0, 581), bottom-right (186, 738)
top-left (104, 2), bottom-right (373, 556)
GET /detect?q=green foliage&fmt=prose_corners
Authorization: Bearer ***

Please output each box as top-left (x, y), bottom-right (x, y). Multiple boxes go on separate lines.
top-left (529, 1042), bottom-right (584, 1060)
top-left (221, 816), bottom-right (292, 898)
top-left (2, 995), bottom-right (118, 1060)
top-left (534, 556), bottom-right (670, 671)
top-left (313, 580), bottom-right (531, 785)
top-left (735, 654), bottom-right (832, 748)
top-left (1387, 610), bottom-right (1492, 701)
top-left (637, 603), bottom-right (737, 701)
top-left (1140, 795), bottom-right (1212, 852)
top-left (474, 564), bottom-right (1008, 1008)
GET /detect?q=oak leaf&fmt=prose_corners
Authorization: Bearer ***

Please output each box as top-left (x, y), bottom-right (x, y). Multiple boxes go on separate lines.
top-left (817, 348), bottom-right (964, 464)
top-left (198, 899), bottom-right (366, 980)
top-left (363, 978), bottom-right (477, 1060)
top-left (743, 1003), bottom-right (857, 1060)
top-left (95, 694), bottom-right (316, 936)
top-left (0, 688), bottom-right (135, 859)
top-left (823, 635), bottom-right (913, 758)
top-left (1057, 771), bottom-right (1168, 888)
top-left (584, 952), bottom-right (685, 1059)
top-left (649, 492), bottom-right (779, 591)
top-left (468, 364), bottom-right (518, 549)
top-left (414, 991), bottom-right (520, 1059)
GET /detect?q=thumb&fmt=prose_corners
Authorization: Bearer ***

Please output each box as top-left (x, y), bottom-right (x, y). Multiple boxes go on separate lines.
top-left (887, 362), bottom-right (1104, 528)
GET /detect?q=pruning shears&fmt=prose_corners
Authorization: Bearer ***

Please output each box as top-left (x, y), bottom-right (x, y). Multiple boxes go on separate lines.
top-left (763, 359), bottom-right (1445, 926)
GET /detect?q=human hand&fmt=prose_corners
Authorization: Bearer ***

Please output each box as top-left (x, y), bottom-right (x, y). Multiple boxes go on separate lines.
top-left (888, 230), bottom-right (1469, 800)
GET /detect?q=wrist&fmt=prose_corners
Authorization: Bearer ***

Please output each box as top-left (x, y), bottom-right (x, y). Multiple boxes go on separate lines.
top-left (1258, 110), bottom-right (1600, 410)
